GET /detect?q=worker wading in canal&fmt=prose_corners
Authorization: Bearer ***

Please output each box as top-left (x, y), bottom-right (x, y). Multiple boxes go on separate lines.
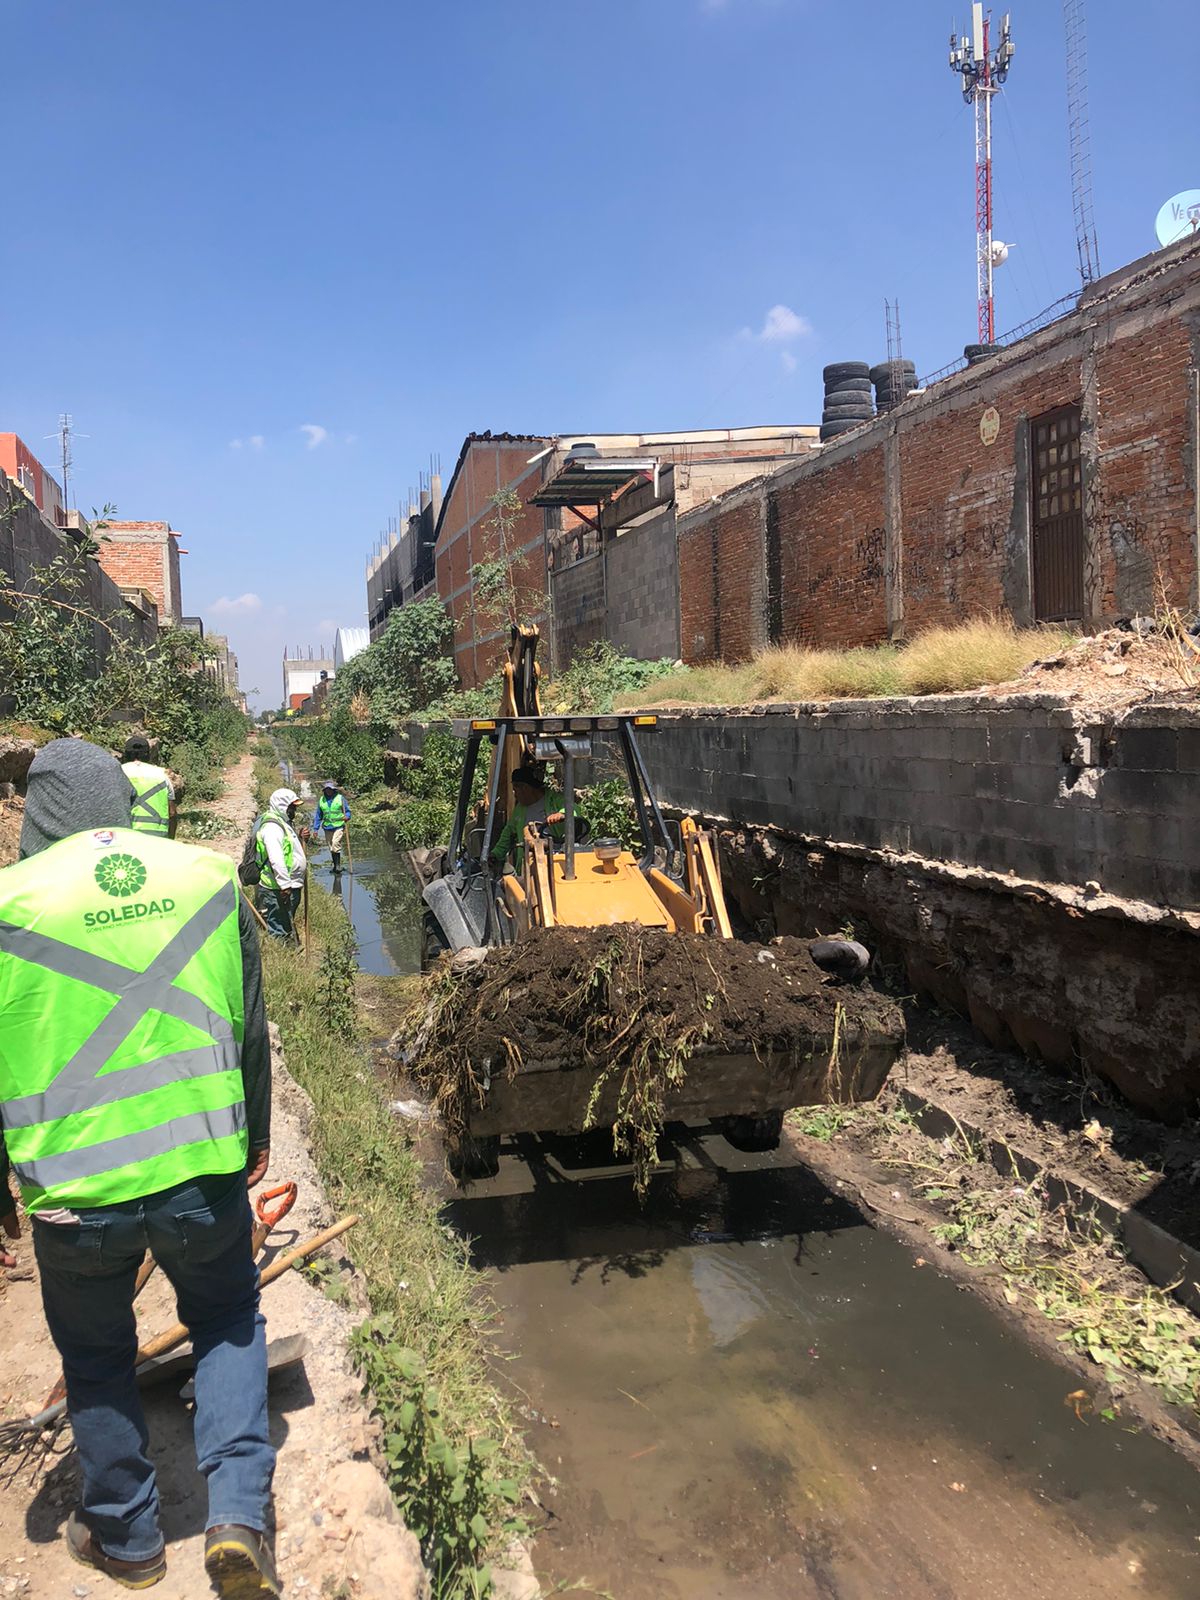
top-left (120, 734), bottom-right (176, 840)
top-left (310, 781), bottom-right (350, 872)
top-left (0, 738), bottom-right (279, 1596)
top-left (254, 787), bottom-right (307, 941)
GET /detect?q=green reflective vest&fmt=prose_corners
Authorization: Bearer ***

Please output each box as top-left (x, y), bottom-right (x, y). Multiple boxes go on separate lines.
top-left (317, 794), bottom-right (347, 829)
top-left (0, 827), bottom-right (247, 1214)
top-left (122, 760), bottom-right (171, 837)
top-left (255, 811), bottom-right (298, 891)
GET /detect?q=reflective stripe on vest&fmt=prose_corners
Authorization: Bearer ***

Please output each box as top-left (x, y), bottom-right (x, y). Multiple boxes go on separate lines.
top-left (0, 829), bottom-right (247, 1213)
top-left (123, 762), bottom-right (171, 836)
top-left (317, 795), bottom-right (347, 828)
top-left (255, 813), bottom-right (296, 890)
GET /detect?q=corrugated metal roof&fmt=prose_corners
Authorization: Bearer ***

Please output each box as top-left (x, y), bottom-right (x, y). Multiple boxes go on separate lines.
top-left (530, 455), bottom-right (657, 508)
top-left (335, 626), bottom-right (370, 669)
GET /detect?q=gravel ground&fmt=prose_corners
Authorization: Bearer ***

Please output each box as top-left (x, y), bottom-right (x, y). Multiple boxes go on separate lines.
top-left (0, 751), bottom-right (429, 1599)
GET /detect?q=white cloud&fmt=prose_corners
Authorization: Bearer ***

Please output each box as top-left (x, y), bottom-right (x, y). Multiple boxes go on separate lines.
top-left (209, 592), bottom-right (263, 617)
top-left (299, 423), bottom-right (329, 450)
top-left (758, 304), bottom-right (812, 342)
top-left (229, 435), bottom-right (266, 451)
top-left (228, 438), bottom-right (243, 450)
top-left (781, 350), bottom-right (798, 373)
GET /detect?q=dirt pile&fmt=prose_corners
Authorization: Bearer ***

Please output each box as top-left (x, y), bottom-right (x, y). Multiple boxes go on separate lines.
top-left (426, 927), bottom-right (900, 1069)
top-left (413, 927), bottom-right (904, 1187)
top-left (996, 625), bottom-right (1200, 712)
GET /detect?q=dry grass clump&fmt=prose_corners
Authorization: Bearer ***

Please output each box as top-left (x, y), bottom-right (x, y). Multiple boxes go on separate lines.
top-left (620, 617), bottom-right (1076, 708)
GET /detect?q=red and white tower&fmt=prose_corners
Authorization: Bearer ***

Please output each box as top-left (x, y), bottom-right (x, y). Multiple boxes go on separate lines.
top-left (950, 7), bottom-right (1015, 344)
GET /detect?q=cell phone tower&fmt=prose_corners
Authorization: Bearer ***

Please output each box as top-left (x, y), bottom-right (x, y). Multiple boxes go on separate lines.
top-left (949, 6), bottom-right (1016, 344)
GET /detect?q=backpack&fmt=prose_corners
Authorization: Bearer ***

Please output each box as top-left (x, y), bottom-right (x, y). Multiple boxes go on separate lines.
top-left (238, 814), bottom-right (265, 886)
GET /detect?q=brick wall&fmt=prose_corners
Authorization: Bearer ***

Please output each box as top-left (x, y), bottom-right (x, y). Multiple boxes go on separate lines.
top-left (0, 473), bottom-right (159, 709)
top-left (95, 520), bottom-right (182, 625)
top-left (676, 234), bottom-right (1200, 662)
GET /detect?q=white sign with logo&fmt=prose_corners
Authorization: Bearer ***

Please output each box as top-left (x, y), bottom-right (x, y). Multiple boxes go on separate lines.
top-left (1155, 191), bottom-right (1200, 248)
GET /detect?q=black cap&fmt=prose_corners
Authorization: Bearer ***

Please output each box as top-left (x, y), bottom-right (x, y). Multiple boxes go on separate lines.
top-left (123, 735), bottom-right (152, 761)
top-left (511, 764), bottom-right (547, 791)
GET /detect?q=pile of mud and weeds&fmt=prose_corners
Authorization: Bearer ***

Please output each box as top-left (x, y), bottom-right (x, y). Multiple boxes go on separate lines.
top-left (995, 623), bottom-right (1200, 712)
top-left (410, 927), bottom-right (904, 1187)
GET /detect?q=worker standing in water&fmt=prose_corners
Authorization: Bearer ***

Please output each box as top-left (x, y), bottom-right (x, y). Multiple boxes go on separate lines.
top-left (310, 781), bottom-right (351, 872)
top-left (0, 739), bottom-right (278, 1597)
top-left (255, 788), bottom-right (307, 940)
top-left (120, 735), bottom-right (176, 839)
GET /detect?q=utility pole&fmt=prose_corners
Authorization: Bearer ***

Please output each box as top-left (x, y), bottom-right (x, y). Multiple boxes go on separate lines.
top-left (950, 6), bottom-right (1015, 344)
top-left (1063, 0), bottom-right (1100, 285)
top-left (45, 413), bottom-right (81, 522)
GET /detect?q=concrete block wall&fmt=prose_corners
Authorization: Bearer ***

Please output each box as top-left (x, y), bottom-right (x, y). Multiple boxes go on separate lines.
top-left (551, 553), bottom-right (605, 667)
top-left (604, 511), bottom-right (680, 662)
top-left (639, 696), bottom-right (1200, 911)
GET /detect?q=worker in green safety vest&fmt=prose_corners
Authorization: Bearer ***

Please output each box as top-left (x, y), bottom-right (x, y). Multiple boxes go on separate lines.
top-left (0, 738), bottom-right (279, 1598)
top-left (310, 781), bottom-right (351, 871)
top-left (254, 788), bottom-right (307, 940)
top-left (120, 735), bottom-right (177, 839)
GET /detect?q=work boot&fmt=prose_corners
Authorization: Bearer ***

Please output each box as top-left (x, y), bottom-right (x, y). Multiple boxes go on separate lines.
top-left (331, 851), bottom-right (341, 870)
top-left (66, 1510), bottom-right (166, 1590)
top-left (204, 1525), bottom-right (281, 1599)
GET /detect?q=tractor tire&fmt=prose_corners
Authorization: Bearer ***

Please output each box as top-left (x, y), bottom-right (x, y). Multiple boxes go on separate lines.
top-left (822, 403), bottom-right (874, 421)
top-left (448, 1134), bottom-right (501, 1183)
top-left (720, 1111), bottom-right (784, 1153)
top-left (420, 910), bottom-right (449, 974)
top-left (822, 361), bottom-right (870, 384)
top-left (820, 419), bottom-right (869, 440)
top-left (964, 342), bottom-right (1003, 363)
top-left (870, 361), bottom-right (915, 383)
top-left (824, 377), bottom-right (873, 397)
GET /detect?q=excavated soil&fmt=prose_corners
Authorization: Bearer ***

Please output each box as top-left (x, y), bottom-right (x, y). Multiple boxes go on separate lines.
top-left (991, 625), bottom-right (1200, 713)
top-left (422, 927), bottom-right (904, 1076)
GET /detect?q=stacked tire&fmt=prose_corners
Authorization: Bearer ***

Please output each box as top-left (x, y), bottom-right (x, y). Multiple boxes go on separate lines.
top-left (871, 360), bottom-right (917, 413)
top-left (821, 362), bottom-right (874, 441)
top-left (964, 342), bottom-right (1003, 366)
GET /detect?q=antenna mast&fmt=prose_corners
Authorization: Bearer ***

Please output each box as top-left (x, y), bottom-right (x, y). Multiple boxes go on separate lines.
top-left (950, 6), bottom-right (1015, 343)
top-left (1063, 0), bottom-right (1100, 284)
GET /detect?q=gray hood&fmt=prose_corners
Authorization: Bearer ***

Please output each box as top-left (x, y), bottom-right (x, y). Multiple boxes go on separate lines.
top-left (19, 738), bottom-right (135, 860)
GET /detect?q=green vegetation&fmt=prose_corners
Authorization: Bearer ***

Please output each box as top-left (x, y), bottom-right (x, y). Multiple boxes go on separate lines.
top-left (259, 887), bottom-right (530, 1595)
top-left (0, 514), bottom-right (246, 790)
top-left (543, 640), bottom-right (679, 716)
top-left (618, 618), bottom-right (1078, 708)
top-left (330, 597), bottom-right (457, 724)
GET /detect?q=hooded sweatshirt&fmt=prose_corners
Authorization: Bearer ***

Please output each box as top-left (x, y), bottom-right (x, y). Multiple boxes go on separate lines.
top-left (1, 739), bottom-right (270, 1216)
top-left (258, 789), bottom-right (307, 890)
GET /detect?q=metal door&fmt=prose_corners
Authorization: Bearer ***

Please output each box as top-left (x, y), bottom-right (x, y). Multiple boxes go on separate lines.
top-left (1030, 405), bottom-right (1084, 621)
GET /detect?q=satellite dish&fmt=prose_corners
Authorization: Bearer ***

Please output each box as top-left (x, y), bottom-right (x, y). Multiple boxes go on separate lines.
top-left (1155, 191), bottom-right (1200, 248)
top-left (989, 239), bottom-right (1014, 266)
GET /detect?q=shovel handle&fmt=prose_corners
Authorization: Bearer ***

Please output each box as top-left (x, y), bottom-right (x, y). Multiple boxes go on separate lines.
top-left (134, 1215), bottom-right (359, 1365)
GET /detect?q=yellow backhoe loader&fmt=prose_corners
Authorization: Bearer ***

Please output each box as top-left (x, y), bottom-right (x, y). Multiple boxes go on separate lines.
top-left (411, 627), bottom-right (901, 1179)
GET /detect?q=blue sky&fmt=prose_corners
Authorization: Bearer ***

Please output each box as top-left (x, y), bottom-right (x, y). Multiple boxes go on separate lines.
top-left (1, 0), bottom-right (1192, 706)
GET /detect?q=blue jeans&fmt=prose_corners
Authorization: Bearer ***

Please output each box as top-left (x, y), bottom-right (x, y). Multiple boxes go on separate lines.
top-left (260, 886), bottom-right (301, 940)
top-left (33, 1173), bottom-right (275, 1561)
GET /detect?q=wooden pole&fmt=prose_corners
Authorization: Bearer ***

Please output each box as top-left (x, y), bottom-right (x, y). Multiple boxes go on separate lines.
top-left (342, 821), bottom-right (353, 875)
top-left (302, 873), bottom-right (310, 960)
top-left (241, 886), bottom-right (270, 933)
top-left (134, 1216), bottom-right (359, 1365)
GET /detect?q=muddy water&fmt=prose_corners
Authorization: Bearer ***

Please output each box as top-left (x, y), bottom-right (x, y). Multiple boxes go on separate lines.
top-left (342, 817), bottom-right (1200, 1597)
top-left (449, 1142), bottom-right (1200, 1599)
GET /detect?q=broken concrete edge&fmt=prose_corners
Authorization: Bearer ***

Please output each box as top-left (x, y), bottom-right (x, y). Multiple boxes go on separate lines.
top-left (619, 692), bottom-right (1200, 724)
top-left (787, 1125), bottom-right (1200, 1472)
top-left (893, 1081), bottom-right (1200, 1321)
top-left (665, 804), bottom-right (1200, 939)
top-left (0, 738), bottom-right (39, 788)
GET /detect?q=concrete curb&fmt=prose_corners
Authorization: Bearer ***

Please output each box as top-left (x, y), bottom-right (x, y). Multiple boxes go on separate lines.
top-left (894, 1082), bottom-right (1200, 1317)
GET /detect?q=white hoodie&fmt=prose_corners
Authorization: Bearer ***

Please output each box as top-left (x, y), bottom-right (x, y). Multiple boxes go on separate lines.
top-left (261, 788), bottom-right (307, 890)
